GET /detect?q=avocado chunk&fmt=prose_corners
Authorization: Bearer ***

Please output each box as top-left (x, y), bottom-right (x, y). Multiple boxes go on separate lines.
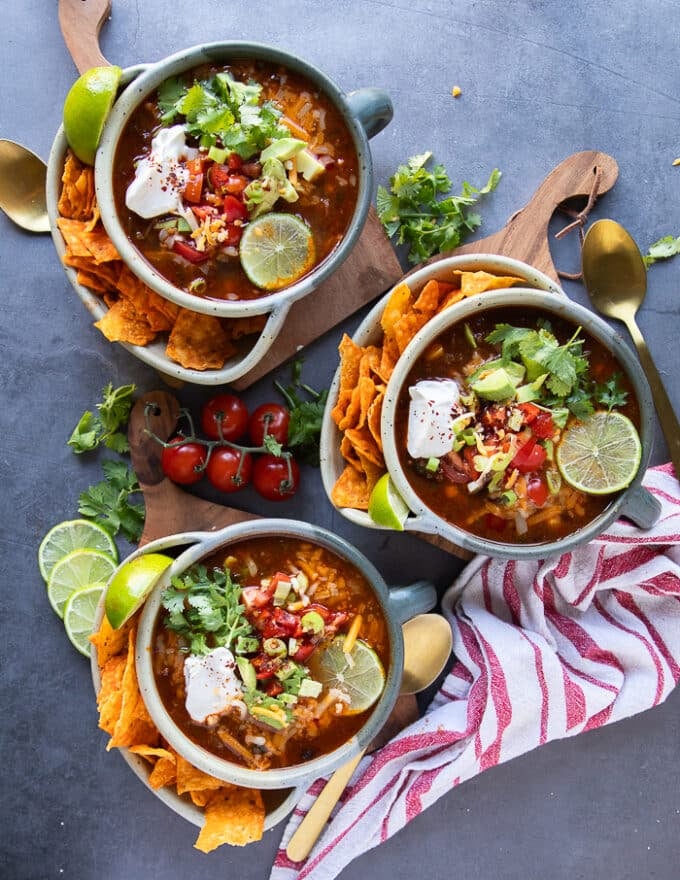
top-left (260, 137), bottom-right (307, 163)
top-left (470, 367), bottom-right (519, 401)
top-left (521, 354), bottom-right (547, 382)
top-left (470, 358), bottom-right (525, 387)
top-left (295, 148), bottom-right (326, 182)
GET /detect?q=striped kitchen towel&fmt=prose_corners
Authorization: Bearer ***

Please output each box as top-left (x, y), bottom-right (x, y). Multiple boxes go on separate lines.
top-left (270, 464), bottom-right (680, 880)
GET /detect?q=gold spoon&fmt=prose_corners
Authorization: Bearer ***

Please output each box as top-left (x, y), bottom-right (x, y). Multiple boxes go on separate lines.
top-left (286, 613), bottom-right (453, 863)
top-left (0, 140), bottom-right (50, 233)
top-left (581, 218), bottom-right (680, 479)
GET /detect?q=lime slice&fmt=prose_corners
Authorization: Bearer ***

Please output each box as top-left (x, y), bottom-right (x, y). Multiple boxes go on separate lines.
top-left (368, 473), bottom-right (410, 530)
top-left (46, 548), bottom-right (117, 619)
top-left (63, 65), bottom-right (122, 165)
top-left (556, 411), bottom-right (642, 495)
top-left (308, 636), bottom-right (386, 714)
top-left (239, 213), bottom-right (315, 291)
top-left (38, 518), bottom-right (118, 583)
top-left (105, 553), bottom-right (173, 629)
top-left (63, 584), bottom-right (106, 657)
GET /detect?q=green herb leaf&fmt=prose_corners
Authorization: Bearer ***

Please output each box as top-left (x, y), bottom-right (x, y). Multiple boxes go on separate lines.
top-left (161, 564), bottom-right (253, 655)
top-left (377, 152), bottom-right (501, 264)
top-left (643, 234), bottom-right (680, 268)
top-left (274, 358), bottom-right (329, 465)
top-left (594, 373), bottom-right (629, 411)
top-left (77, 460), bottom-right (144, 542)
top-left (68, 383), bottom-right (136, 454)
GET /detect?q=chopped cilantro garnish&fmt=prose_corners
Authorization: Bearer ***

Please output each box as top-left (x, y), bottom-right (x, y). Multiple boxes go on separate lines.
top-left (274, 358), bottom-right (329, 465)
top-left (68, 383), bottom-right (136, 454)
top-left (156, 71), bottom-right (289, 158)
top-left (161, 564), bottom-right (253, 655)
top-left (78, 459), bottom-right (144, 542)
top-left (376, 152), bottom-right (501, 264)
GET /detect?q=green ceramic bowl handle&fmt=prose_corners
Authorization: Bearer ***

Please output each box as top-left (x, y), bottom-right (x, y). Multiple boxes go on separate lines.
top-left (619, 484), bottom-right (662, 530)
top-left (386, 581), bottom-right (437, 625)
top-left (346, 88), bottom-right (393, 139)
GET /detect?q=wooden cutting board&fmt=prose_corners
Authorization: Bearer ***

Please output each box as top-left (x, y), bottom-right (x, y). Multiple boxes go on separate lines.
top-left (57, 0), bottom-right (404, 389)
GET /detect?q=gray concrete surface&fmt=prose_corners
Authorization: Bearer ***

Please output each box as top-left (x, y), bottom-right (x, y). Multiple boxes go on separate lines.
top-left (1, 2), bottom-right (679, 878)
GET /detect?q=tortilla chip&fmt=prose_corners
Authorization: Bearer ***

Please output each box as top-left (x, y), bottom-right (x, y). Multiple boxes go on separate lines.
top-left (94, 297), bottom-right (157, 346)
top-left (58, 154), bottom-right (96, 220)
top-left (166, 310), bottom-right (237, 370)
top-left (331, 464), bottom-right (370, 509)
top-left (194, 787), bottom-right (265, 852)
top-left (108, 630), bottom-right (158, 750)
top-left (96, 655), bottom-right (126, 736)
top-left (412, 279), bottom-right (442, 316)
top-left (90, 614), bottom-right (133, 668)
top-left (367, 390), bottom-right (385, 453)
top-left (148, 756), bottom-right (179, 790)
top-left (81, 226), bottom-right (120, 264)
top-left (344, 426), bottom-right (384, 469)
top-left (175, 756), bottom-right (226, 796)
top-left (455, 270), bottom-right (524, 296)
top-left (57, 217), bottom-right (96, 258)
top-left (128, 745), bottom-right (176, 762)
top-left (340, 433), bottom-right (365, 474)
top-left (378, 333), bottom-right (400, 382)
top-left (393, 310), bottom-right (430, 354)
top-left (380, 281), bottom-right (412, 337)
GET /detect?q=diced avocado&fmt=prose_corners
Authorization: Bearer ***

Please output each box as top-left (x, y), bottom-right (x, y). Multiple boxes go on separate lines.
top-left (516, 383), bottom-right (541, 403)
top-left (260, 137), bottom-right (307, 162)
top-left (470, 358), bottom-right (525, 387)
top-left (236, 657), bottom-right (257, 691)
top-left (250, 705), bottom-right (287, 729)
top-left (298, 678), bottom-right (323, 699)
top-left (521, 354), bottom-right (546, 382)
top-left (470, 367), bottom-right (518, 401)
top-left (295, 148), bottom-right (326, 182)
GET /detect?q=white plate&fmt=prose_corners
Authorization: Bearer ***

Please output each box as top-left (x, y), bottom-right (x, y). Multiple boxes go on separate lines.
top-left (319, 254), bottom-right (564, 531)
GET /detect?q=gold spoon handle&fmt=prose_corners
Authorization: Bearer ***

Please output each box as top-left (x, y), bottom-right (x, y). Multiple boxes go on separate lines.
top-left (286, 750), bottom-right (364, 863)
top-left (623, 313), bottom-right (680, 479)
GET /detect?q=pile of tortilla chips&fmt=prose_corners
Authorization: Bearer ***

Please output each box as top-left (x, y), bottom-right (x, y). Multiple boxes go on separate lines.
top-left (56, 151), bottom-right (266, 371)
top-left (330, 269), bottom-right (524, 510)
top-left (90, 614), bottom-right (265, 852)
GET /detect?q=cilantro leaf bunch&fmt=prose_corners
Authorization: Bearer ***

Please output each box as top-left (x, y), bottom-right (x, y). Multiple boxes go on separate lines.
top-left (275, 359), bottom-right (329, 466)
top-left (68, 383), bottom-right (136, 454)
top-left (157, 70), bottom-right (289, 158)
top-left (78, 459), bottom-right (145, 543)
top-left (377, 152), bottom-right (501, 264)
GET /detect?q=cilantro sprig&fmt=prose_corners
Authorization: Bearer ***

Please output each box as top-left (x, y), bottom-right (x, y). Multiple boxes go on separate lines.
top-left (77, 459), bottom-right (145, 543)
top-left (377, 152), bottom-right (501, 264)
top-left (157, 71), bottom-right (289, 158)
top-left (161, 564), bottom-right (253, 656)
top-left (274, 359), bottom-right (329, 465)
top-left (68, 383), bottom-right (136, 454)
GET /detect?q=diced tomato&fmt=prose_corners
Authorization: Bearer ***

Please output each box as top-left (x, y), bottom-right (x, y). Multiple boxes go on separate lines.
top-left (485, 513), bottom-right (507, 533)
top-left (262, 607), bottom-right (301, 640)
top-left (527, 476), bottom-right (549, 506)
top-left (192, 204), bottom-right (218, 221)
top-left (518, 403), bottom-right (540, 423)
top-left (291, 641), bottom-right (316, 663)
top-left (241, 585), bottom-right (273, 610)
top-left (208, 165), bottom-right (247, 194)
top-left (463, 445), bottom-right (480, 477)
top-left (227, 153), bottom-right (243, 171)
top-left (222, 223), bottom-right (243, 246)
top-left (511, 438), bottom-right (547, 473)
top-left (222, 194), bottom-right (249, 222)
top-left (171, 239), bottom-right (208, 264)
top-left (265, 680), bottom-right (283, 697)
top-left (183, 171), bottom-right (204, 204)
top-left (530, 411), bottom-right (554, 439)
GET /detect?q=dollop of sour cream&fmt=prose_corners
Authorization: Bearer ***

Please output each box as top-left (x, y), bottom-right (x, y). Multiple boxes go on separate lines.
top-left (183, 646), bottom-right (242, 724)
top-left (125, 124), bottom-right (198, 220)
top-left (406, 378), bottom-right (460, 459)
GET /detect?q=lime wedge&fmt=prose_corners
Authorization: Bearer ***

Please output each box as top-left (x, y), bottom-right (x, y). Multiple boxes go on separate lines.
top-left (39, 518), bottom-right (118, 583)
top-left (368, 473), bottom-right (410, 530)
top-left (308, 636), bottom-right (386, 714)
top-left (556, 411), bottom-right (642, 495)
top-left (63, 65), bottom-right (122, 165)
top-left (105, 553), bottom-right (173, 629)
top-left (63, 584), bottom-right (106, 657)
top-left (239, 213), bottom-right (315, 291)
top-left (46, 548), bottom-right (116, 619)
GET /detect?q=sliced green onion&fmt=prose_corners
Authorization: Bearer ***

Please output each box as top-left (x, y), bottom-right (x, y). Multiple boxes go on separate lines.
top-left (425, 457), bottom-right (440, 473)
top-left (499, 489), bottom-right (518, 506)
top-left (188, 277), bottom-right (207, 295)
top-left (263, 637), bottom-right (287, 657)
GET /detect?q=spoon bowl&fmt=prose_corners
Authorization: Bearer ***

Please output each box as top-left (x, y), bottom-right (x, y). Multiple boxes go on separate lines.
top-left (0, 140), bottom-right (50, 233)
top-left (582, 219), bottom-right (680, 477)
top-left (285, 612), bottom-right (452, 862)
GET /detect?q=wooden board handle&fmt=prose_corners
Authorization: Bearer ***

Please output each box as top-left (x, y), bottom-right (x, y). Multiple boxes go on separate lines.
top-left (451, 150), bottom-right (619, 280)
top-left (58, 0), bottom-right (111, 73)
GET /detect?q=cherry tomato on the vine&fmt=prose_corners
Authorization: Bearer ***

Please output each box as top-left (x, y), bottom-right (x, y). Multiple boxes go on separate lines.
top-left (248, 402), bottom-right (290, 446)
top-left (252, 454), bottom-right (300, 501)
top-left (206, 447), bottom-right (253, 493)
top-left (201, 394), bottom-right (249, 442)
top-left (161, 437), bottom-right (206, 485)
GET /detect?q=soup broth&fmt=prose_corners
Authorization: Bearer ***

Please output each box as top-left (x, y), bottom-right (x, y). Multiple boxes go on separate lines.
top-left (152, 536), bottom-right (389, 770)
top-left (113, 60), bottom-right (359, 302)
top-left (394, 305), bottom-right (640, 544)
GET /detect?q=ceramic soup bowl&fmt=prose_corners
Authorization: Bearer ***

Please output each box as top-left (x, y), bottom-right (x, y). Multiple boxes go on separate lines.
top-left (380, 287), bottom-right (660, 559)
top-left (135, 519), bottom-right (436, 790)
